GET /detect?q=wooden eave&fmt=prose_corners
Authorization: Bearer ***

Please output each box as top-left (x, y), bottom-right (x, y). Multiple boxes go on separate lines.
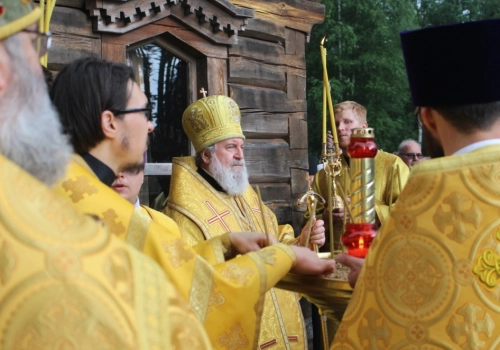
top-left (85, 0), bottom-right (254, 45)
top-left (230, 0), bottom-right (324, 35)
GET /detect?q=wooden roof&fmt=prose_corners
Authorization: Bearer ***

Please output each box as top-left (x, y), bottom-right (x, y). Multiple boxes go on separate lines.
top-left (86, 0), bottom-right (253, 45)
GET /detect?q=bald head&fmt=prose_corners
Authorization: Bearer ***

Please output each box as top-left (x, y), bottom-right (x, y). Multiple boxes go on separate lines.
top-left (397, 139), bottom-right (422, 167)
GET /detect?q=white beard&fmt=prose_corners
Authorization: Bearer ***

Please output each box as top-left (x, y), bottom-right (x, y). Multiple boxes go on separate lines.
top-left (0, 35), bottom-right (72, 186)
top-left (208, 154), bottom-right (249, 195)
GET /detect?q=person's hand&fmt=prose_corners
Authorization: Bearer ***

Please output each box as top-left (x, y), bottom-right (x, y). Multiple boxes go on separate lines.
top-left (289, 246), bottom-right (336, 277)
top-left (336, 253), bottom-right (364, 288)
top-left (327, 130), bottom-right (334, 149)
top-left (322, 197), bottom-right (351, 225)
top-left (228, 232), bottom-right (276, 255)
top-left (299, 218), bottom-right (325, 248)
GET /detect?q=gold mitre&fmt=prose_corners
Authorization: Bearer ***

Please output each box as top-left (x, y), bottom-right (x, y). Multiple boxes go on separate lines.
top-left (182, 95), bottom-right (245, 153)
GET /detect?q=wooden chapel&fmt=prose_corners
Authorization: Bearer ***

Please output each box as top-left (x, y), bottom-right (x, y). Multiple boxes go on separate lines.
top-left (47, 0), bottom-right (325, 232)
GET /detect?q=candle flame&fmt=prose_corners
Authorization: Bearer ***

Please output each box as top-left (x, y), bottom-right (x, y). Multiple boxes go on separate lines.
top-left (321, 35), bottom-right (326, 46)
top-left (358, 236), bottom-right (364, 249)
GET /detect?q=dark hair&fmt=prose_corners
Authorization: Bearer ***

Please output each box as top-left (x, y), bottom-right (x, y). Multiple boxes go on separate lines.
top-left (433, 102), bottom-right (500, 134)
top-left (50, 57), bottom-right (135, 154)
top-left (195, 144), bottom-right (215, 168)
top-left (42, 66), bottom-right (53, 90)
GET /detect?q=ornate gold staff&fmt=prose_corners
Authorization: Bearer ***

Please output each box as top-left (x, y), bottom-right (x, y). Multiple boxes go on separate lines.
top-left (297, 174), bottom-right (326, 251)
top-left (320, 35), bottom-right (345, 257)
top-left (255, 186), bottom-right (271, 246)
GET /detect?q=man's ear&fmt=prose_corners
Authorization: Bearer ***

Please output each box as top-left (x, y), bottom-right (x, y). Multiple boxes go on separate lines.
top-left (101, 110), bottom-right (118, 139)
top-left (201, 149), bottom-right (211, 165)
top-left (420, 107), bottom-right (439, 137)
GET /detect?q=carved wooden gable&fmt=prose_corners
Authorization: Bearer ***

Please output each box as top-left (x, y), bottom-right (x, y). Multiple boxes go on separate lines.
top-left (85, 0), bottom-right (253, 44)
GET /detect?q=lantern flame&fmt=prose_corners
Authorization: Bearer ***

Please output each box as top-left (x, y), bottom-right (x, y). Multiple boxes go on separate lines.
top-left (358, 236), bottom-right (364, 249)
top-left (321, 35), bottom-right (326, 46)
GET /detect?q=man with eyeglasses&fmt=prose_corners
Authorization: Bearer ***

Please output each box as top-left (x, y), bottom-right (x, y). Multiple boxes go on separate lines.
top-left (0, 1), bottom-right (212, 348)
top-left (50, 57), bottom-right (336, 349)
top-left (397, 138), bottom-right (424, 167)
top-left (332, 18), bottom-right (500, 349)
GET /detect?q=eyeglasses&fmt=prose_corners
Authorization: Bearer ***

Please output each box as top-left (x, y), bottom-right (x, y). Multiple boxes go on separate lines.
top-left (399, 153), bottom-right (424, 159)
top-left (21, 29), bottom-right (52, 58)
top-left (118, 164), bottom-right (145, 176)
top-left (110, 108), bottom-right (153, 121)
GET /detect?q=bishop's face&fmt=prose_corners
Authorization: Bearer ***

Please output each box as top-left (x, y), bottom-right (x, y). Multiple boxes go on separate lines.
top-left (212, 138), bottom-right (245, 171)
top-left (206, 138), bottom-right (249, 195)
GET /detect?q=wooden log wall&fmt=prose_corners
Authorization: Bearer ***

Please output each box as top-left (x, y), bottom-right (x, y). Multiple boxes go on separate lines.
top-left (228, 0), bottom-right (324, 230)
top-left (45, 0), bottom-right (325, 233)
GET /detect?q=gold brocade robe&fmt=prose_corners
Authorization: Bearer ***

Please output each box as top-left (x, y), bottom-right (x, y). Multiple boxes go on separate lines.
top-left (332, 144), bottom-right (500, 349)
top-left (166, 156), bottom-right (307, 350)
top-left (0, 154), bottom-right (211, 349)
top-left (54, 154), bottom-right (298, 350)
top-left (308, 151), bottom-right (409, 249)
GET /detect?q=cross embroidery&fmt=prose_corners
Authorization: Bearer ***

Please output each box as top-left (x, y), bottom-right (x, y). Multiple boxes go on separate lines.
top-left (61, 176), bottom-right (98, 203)
top-left (251, 196), bottom-right (271, 218)
top-left (101, 209), bottom-right (126, 235)
top-left (205, 201), bottom-right (231, 232)
top-left (358, 308), bottom-right (391, 348)
top-left (447, 303), bottom-right (494, 349)
top-left (433, 192), bottom-right (481, 243)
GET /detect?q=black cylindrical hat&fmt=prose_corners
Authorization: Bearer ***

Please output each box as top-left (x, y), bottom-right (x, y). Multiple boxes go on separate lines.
top-left (400, 19), bottom-right (500, 106)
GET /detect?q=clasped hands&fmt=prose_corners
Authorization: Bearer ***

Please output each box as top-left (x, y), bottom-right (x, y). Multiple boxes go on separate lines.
top-left (227, 221), bottom-right (335, 277)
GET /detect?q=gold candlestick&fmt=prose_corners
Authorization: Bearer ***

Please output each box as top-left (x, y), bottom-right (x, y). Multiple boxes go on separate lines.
top-left (297, 176), bottom-right (326, 251)
top-left (255, 186), bottom-right (271, 246)
top-left (320, 36), bottom-right (340, 154)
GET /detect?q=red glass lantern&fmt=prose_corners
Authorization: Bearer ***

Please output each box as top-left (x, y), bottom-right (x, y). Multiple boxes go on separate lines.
top-left (341, 223), bottom-right (377, 258)
top-left (342, 128), bottom-right (377, 258)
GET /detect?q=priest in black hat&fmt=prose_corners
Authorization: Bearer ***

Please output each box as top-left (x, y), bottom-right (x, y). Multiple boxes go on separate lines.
top-left (332, 18), bottom-right (500, 349)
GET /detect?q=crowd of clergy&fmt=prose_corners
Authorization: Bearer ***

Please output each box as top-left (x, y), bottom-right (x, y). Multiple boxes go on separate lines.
top-left (1, 0), bottom-right (500, 348)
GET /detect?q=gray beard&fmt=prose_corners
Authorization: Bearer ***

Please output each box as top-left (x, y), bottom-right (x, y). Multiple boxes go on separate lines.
top-left (0, 35), bottom-right (72, 186)
top-left (208, 155), bottom-right (249, 196)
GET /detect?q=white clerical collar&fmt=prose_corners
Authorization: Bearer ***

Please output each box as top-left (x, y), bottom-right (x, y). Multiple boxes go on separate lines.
top-left (134, 197), bottom-right (140, 209)
top-left (453, 139), bottom-right (500, 155)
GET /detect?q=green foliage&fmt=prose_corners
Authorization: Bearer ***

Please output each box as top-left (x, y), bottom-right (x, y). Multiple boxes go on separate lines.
top-left (417, 0), bottom-right (500, 27)
top-left (306, 0), bottom-right (419, 156)
top-left (306, 0), bottom-right (500, 157)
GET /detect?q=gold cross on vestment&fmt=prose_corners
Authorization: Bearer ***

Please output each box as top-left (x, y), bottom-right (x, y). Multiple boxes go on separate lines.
top-left (200, 87), bottom-right (208, 98)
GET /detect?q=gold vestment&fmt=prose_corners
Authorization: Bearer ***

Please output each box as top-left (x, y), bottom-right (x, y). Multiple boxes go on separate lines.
top-left (166, 156), bottom-right (307, 350)
top-left (332, 144), bottom-right (500, 349)
top-left (54, 154), bottom-right (298, 350)
top-left (0, 154), bottom-right (211, 349)
top-left (308, 151), bottom-right (409, 249)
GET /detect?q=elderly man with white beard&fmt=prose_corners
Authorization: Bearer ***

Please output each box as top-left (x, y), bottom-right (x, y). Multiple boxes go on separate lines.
top-left (166, 95), bottom-right (326, 350)
top-left (0, 0), bottom-right (213, 348)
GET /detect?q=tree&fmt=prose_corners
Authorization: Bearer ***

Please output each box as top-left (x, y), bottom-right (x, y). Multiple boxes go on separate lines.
top-left (306, 0), bottom-right (420, 157)
top-left (416, 0), bottom-right (500, 28)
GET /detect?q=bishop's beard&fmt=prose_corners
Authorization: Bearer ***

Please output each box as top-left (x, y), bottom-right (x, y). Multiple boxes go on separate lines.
top-left (208, 154), bottom-right (249, 196)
